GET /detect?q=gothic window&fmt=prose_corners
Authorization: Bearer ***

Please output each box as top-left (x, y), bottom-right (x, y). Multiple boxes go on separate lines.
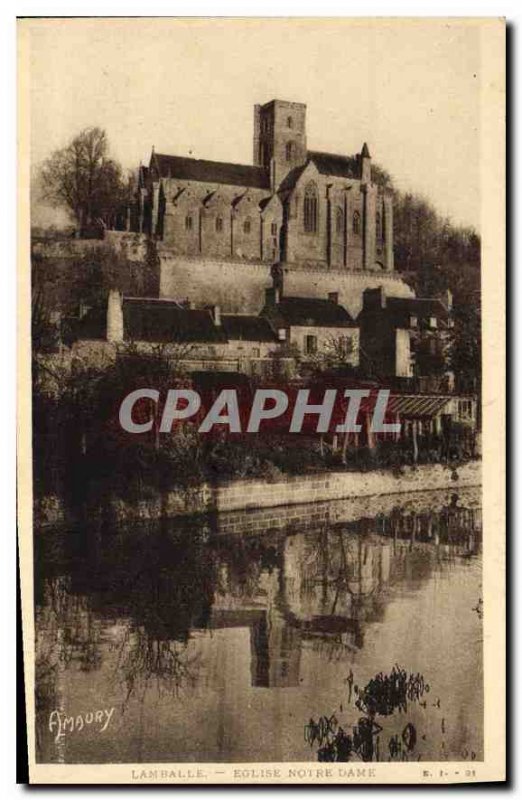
top-left (352, 210), bottom-right (361, 235)
top-left (285, 141), bottom-right (294, 162)
top-left (287, 116), bottom-right (293, 128)
top-left (185, 215), bottom-right (193, 230)
top-left (335, 207), bottom-right (344, 235)
top-left (216, 216), bottom-right (223, 233)
top-left (376, 210), bottom-right (383, 240)
top-left (304, 182), bottom-right (318, 233)
top-left (243, 218), bottom-right (251, 234)
top-left (271, 222), bottom-right (277, 236)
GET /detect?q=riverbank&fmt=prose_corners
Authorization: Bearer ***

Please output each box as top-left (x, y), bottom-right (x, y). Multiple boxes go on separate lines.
top-left (35, 460), bottom-right (481, 529)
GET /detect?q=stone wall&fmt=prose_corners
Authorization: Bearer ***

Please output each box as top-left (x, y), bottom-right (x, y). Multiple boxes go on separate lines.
top-left (35, 464), bottom-right (481, 531)
top-left (106, 460), bottom-right (481, 524)
top-left (159, 254), bottom-right (273, 312)
top-left (159, 253), bottom-right (414, 316)
top-left (280, 266), bottom-right (415, 318)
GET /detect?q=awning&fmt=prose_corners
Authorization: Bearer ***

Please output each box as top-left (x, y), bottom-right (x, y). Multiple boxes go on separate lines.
top-left (387, 395), bottom-right (451, 418)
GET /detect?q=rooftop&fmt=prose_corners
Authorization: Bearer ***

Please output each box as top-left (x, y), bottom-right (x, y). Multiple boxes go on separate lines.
top-left (122, 297), bottom-right (228, 344)
top-left (267, 296), bottom-right (356, 328)
top-left (221, 314), bottom-right (278, 342)
top-left (153, 153), bottom-right (270, 190)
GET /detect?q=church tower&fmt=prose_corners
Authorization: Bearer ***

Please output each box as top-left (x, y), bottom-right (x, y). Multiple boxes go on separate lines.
top-left (253, 100), bottom-right (307, 190)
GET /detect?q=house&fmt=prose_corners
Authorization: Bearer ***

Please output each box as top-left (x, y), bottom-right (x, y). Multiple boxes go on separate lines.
top-left (260, 287), bottom-right (359, 366)
top-left (358, 286), bottom-right (454, 389)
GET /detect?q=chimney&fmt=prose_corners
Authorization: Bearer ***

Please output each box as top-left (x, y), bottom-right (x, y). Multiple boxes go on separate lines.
top-left (328, 291), bottom-right (339, 304)
top-left (207, 304), bottom-right (221, 326)
top-left (442, 289), bottom-right (453, 311)
top-left (265, 286), bottom-right (280, 306)
top-left (363, 286), bottom-right (386, 310)
top-left (106, 289), bottom-right (123, 343)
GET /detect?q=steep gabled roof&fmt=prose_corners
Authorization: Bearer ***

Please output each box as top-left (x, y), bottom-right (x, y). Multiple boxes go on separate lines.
top-left (359, 295), bottom-right (450, 328)
top-left (153, 153), bottom-right (270, 190)
top-left (221, 314), bottom-right (278, 342)
top-left (385, 297), bottom-right (450, 319)
top-left (122, 298), bottom-right (227, 344)
top-left (308, 151), bottom-right (360, 180)
top-left (270, 296), bottom-right (356, 328)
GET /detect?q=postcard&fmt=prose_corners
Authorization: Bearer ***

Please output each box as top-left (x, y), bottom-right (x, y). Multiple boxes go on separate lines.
top-left (17, 16), bottom-right (505, 784)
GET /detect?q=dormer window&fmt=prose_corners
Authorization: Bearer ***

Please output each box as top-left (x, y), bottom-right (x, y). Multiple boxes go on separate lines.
top-left (429, 316), bottom-right (438, 329)
top-left (409, 315), bottom-right (418, 328)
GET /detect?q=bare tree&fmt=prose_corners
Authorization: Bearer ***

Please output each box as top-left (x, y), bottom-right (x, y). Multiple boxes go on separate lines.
top-left (39, 127), bottom-right (131, 233)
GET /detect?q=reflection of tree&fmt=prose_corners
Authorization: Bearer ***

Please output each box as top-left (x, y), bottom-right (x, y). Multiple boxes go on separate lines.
top-left (35, 576), bottom-right (103, 713)
top-left (115, 624), bottom-right (203, 706)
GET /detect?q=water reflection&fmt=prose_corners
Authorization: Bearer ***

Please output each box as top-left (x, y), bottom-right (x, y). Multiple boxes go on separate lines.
top-left (35, 488), bottom-right (482, 764)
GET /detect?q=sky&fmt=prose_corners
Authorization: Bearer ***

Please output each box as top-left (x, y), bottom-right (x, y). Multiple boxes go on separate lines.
top-left (25, 18), bottom-right (481, 230)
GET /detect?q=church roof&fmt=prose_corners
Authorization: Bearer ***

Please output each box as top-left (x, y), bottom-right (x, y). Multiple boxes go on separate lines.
top-left (122, 297), bottom-right (227, 343)
top-left (153, 153), bottom-right (270, 190)
top-left (269, 296), bottom-right (356, 328)
top-left (308, 151), bottom-right (360, 179)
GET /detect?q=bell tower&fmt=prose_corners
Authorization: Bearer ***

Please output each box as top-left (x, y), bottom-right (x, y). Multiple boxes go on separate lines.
top-left (253, 99), bottom-right (307, 190)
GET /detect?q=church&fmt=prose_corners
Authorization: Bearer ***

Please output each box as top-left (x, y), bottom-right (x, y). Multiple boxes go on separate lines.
top-left (133, 99), bottom-right (394, 274)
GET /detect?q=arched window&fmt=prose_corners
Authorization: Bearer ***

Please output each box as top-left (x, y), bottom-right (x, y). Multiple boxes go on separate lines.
top-left (376, 210), bottom-right (383, 240)
top-left (352, 210), bottom-right (361, 235)
top-left (185, 215), bottom-right (193, 231)
top-left (243, 218), bottom-right (251, 234)
top-left (335, 207), bottom-right (344, 235)
top-left (216, 216), bottom-right (223, 233)
top-left (287, 116), bottom-right (293, 128)
top-left (285, 141), bottom-right (294, 162)
top-left (304, 182), bottom-right (318, 233)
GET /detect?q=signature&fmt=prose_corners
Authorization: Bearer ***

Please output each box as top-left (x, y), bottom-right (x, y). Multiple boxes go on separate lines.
top-left (48, 707), bottom-right (115, 743)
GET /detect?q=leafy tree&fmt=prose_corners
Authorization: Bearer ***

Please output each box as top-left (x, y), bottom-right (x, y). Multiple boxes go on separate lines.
top-left (39, 127), bottom-right (132, 233)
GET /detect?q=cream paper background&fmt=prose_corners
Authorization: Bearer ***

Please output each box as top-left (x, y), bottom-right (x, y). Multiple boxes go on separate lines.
top-left (17, 16), bottom-right (505, 784)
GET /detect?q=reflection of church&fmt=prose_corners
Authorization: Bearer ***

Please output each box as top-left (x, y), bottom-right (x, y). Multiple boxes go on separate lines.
top-left (205, 502), bottom-right (482, 688)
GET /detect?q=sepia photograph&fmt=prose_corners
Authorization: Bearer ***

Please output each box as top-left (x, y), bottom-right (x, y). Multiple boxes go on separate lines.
top-left (17, 16), bottom-right (505, 784)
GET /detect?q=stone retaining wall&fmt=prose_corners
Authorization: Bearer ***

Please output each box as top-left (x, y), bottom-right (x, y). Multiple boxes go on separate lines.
top-left (35, 461), bottom-right (481, 529)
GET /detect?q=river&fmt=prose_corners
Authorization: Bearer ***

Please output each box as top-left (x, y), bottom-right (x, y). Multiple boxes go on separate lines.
top-left (34, 486), bottom-right (483, 764)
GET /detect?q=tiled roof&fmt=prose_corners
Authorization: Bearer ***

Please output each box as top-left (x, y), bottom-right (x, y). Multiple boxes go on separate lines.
top-left (221, 315), bottom-right (278, 342)
top-left (385, 297), bottom-right (450, 325)
top-left (386, 394), bottom-right (451, 418)
top-left (270, 297), bottom-right (356, 328)
top-left (308, 151), bottom-right (360, 179)
top-left (153, 153), bottom-right (271, 190)
top-left (122, 298), bottom-right (227, 344)
top-left (359, 295), bottom-right (450, 328)
top-left (277, 165), bottom-right (306, 192)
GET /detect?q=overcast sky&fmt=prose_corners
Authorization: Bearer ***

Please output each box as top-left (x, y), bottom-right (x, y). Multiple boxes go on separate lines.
top-left (26, 18), bottom-right (481, 230)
